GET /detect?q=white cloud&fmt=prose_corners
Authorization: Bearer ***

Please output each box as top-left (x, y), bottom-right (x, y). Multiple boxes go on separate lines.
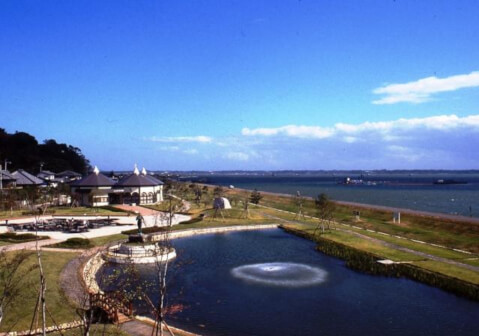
top-left (147, 135), bottom-right (212, 143)
top-left (183, 149), bottom-right (198, 155)
top-left (243, 115), bottom-right (479, 141)
top-left (372, 71), bottom-right (479, 104)
top-left (242, 125), bottom-right (333, 139)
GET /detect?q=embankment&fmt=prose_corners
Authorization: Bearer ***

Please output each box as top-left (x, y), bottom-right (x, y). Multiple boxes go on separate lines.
top-left (281, 225), bottom-right (479, 301)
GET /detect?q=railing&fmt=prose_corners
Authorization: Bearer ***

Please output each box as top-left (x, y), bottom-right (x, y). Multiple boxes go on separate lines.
top-left (90, 291), bottom-right (133, 323)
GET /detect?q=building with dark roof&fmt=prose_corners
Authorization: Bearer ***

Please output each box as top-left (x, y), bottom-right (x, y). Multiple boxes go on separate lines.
top-left (37, 170), bottom-right (56, 181)
top-left (71, 165), bottom-right (163, 207)
top-left (56, 170), bottom-right (82, 182)
top-left (0, 170), bottom-right (17, 189)
top-left (70, 166), bottom-right (115, 206)
top-left (11, 169), bottom-right (44, 187)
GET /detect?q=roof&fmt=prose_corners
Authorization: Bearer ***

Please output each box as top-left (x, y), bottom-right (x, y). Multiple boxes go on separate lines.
top-left (11, 169), bottom-right (44, 185)
top-left (144, 174), bottom-right (164, 185)
top-left (72, 171), bottom-right (115, 187)
top-left (0, 170), bottom-right (16, 181)
top-left (38, 170), bottom-right (55, 175)
top-left (116, 173), bottom-right (163, 187)
top-left (57, 170), bottom-right (82, 178)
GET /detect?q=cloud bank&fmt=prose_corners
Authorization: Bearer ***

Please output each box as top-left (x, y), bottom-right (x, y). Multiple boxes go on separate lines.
top-left (143, 115), bottom-right (479, 169)
top-left (242, 115), bottom-right (479, 140)
top-left (372, 71), bottom-right (479, 104)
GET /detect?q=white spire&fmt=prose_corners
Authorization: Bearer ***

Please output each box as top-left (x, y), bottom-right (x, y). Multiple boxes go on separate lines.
top-left (141, 167), bottom-right (147, 175)
top-left (134, 164), bottom-right (140, 176)
top-left (93, 166), bottom-right (100, 175)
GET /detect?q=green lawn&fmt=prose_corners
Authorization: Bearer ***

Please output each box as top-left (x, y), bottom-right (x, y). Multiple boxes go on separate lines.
top-left (89, 234), bottom-right (128, 246)
top-left (0, 251), bottom-right (79, 332)
top-left (227, 187), bottom-right (479, 253)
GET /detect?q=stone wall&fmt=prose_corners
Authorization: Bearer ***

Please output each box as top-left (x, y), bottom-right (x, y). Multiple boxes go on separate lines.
top-left (152, 224), bottom-right (279, 241)
top-left (82, 251), bottom-right (105, 294)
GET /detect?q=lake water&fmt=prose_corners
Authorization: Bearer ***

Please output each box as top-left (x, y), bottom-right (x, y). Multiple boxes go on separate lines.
top-left (107, 229), bottom-right (479, 336)
top-left (188, 172), bottom-right (479, 217)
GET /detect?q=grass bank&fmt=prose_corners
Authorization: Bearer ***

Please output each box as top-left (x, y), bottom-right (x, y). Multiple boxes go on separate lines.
top-left (281, 225), bottom-right (479, 300)
top-left (221, 186), bottom-right (479, 253)
top-left (0, 251), bottom-right (79, 332)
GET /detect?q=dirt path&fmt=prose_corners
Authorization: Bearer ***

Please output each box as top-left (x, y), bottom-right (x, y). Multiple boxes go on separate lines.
top-left (256, 210), bottom-right (479, 272)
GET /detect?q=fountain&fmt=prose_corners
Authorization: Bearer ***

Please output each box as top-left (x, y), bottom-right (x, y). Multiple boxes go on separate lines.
top-left (231, 262), bottom-right (327, 287)
top-left (103, 214), bottom-right (176, 264)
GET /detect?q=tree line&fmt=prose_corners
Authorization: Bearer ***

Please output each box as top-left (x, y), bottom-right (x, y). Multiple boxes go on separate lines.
top-left (0, 128), bottom-right (90, 174)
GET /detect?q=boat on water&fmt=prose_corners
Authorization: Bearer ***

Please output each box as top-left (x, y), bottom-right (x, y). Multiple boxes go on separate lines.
top-left (433, 179), bottom-right (468, 185)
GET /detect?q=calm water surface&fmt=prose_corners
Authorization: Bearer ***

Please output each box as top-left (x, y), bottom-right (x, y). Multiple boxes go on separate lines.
top-left (106, 229), bottom-right (479, 336)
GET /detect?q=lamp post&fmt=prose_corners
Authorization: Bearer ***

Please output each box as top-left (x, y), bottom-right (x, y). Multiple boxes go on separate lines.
top-left (4, 159), bottom-right (11, 171)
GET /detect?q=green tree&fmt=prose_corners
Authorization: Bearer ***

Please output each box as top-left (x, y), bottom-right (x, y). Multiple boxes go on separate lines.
top-left (249, 189), bottom-right (263, 205)
top-left (314, 193), bottom-right (335, 234)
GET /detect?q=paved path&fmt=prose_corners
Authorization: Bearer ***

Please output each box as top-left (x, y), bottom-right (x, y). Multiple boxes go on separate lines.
top-left (121, 320), bottom-right (198, 336)
top-left (255, 209), bottom-right (479, 272)
top-left (0, 238), bottom-right (61, 252)
top-left (113, 204), bottom-right (162, 216)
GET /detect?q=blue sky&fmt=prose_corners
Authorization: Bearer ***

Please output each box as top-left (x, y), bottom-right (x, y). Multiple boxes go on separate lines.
top-left (1, 0), bottom-right (478, 170)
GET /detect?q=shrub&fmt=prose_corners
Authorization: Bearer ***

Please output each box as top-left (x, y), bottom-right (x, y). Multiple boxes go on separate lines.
top-left (0, 232), bottom-right (48, 242)
top-left (53, 238), bottom-right (93, 249)
top-left (179, 217), bottom-right (203, 225)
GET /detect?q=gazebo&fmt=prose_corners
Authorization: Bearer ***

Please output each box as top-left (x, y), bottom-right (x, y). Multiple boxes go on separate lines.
top-left (70, 166), bottom-right (115, 206)
top-left (111, 166), bottom-right (164, 205)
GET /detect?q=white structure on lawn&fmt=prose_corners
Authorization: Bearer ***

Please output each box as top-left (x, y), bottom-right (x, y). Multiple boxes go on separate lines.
top-left (71, 165), bottom-right (164, 207)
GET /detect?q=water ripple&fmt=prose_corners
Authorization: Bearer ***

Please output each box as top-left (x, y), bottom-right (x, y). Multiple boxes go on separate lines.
top-left (231, 262), bottom-right (327, 287)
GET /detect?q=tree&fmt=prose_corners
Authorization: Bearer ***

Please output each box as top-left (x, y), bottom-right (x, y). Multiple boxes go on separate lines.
top-left (293, 191), bottom-right (305, 220)
top-left (213, 186), bottom-right (224, 198)
top-left (193, 185), bottom-right (203, 206)
top-left (314, 193), bottom-right (335, 234)
top-left (249, 189), bottom-right (263, 205)
top-left (0, 129), bottom-right (90, 173)
top-left (151, 194), bottom-right (187, 336)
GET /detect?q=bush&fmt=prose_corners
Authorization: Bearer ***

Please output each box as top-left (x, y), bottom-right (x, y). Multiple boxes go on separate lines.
top-left (179, 217), bottom-right (203, 225)
top-left (0, 232), bottom-right (48, 242)
top-left (53, 238), bottom-right (93, 249)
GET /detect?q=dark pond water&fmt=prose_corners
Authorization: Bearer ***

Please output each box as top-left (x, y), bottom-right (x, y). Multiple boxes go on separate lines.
top-left (102, 229), bottom-right (479, 336)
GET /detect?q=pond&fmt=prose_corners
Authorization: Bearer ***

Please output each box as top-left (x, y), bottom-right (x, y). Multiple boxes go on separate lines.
top-left (101, 229), bottom-right (479, 336)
